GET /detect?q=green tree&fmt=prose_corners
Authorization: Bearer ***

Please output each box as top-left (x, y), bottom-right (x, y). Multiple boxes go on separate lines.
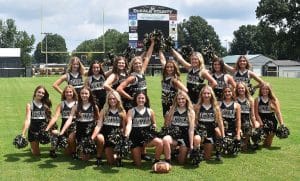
top-left (256, 0), bottom-right (300, 59)
top-left (177, 16), bottom-right (226, 56)
top-left (75, 29), bottom-right (128, 64)
top-left (230, 24), bottom-right (277, 58)
top-left (0, 19), bottom-right (35, 66)
top-left (15, 31), bottom-right (35, 66)
top-left (230, 25), bottom-right (262, 55)
top-left (34, 34), bottom-right (68, 64)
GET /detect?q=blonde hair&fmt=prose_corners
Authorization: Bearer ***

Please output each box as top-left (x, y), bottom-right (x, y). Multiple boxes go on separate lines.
top-left (258, 82), bottom-right (277, 111)
top-left (235, 82), bottom-right (252, 100)
top-left (67, 56), bottom-right (85, 75)
top-left (190, 52), bottom-right (205, 71)
top-left (129, 56), bottom-right (143, 74)
top-left (167, 90), bottom-right (194, 125)
top-left (102, 90), bottom-right (125, 117)
top-left (196, 85), bottom-right (222, 123)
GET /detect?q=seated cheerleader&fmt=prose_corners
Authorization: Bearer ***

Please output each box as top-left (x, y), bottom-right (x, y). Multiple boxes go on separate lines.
top-left (124, 91), bottom-right (163, 167)
top-left (21, 85), bottom-right (52, 156)
top-left (194, 85), bottom-right (224, 161)
top-left (254, 82), bottom-right (285, 148)
top-left (162, 90), bottom-right (198, 165)
top-left (91, 91), bottom-right (126, 166)
top-left (46, 85), bottom-right (77, 158)
top-left (220, 86), bottom-right (241, 155)
top-left (235, 82), bottom-right (259, 151)
top-left (59, 86), bottom-right (100, 161)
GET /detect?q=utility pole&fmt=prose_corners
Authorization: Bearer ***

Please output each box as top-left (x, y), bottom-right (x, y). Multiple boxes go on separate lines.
top-left (41, 32), bottom-right (51, 76)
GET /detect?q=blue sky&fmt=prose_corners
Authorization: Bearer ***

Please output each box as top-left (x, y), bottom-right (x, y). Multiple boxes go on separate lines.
top-left (0, 0), bottom-right (260, 51)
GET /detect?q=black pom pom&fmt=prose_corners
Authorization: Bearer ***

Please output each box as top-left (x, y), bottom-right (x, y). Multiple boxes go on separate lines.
top-left (13, 135), bottom-right (28, 149)
top-left (190, 147), bottom-right (204, 166)
top-left (276, 125), bottom-right (290, 139)
top-left (179, 45), bottom-right (194, 61)
top-left (251, 127), bottom-right (265, 144)
top-left (38, 131), bottom-right (51, 144)
top-left (77, 137), bottom-right (96, 155)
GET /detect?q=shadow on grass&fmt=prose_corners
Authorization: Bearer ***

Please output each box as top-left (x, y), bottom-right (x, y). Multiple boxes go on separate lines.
top-left (181, 163), bottom-right (201, 169)
top-left (3, 152), bottom-right (32, 162)
top-left (93, 164), bottom-right (120, 174)
top-left (265, 146), bottom-right (281, 150)
top-left (240, 149), bottom-right (257, 154)
top-left (68, 159), bottom-right (95, 170)
top-left (3, 151), bottom-right (44, 163)
top-left (205, 159), bottom-right (223, 165)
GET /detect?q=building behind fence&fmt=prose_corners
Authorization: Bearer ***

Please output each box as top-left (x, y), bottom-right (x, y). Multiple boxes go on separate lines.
top-left (0, 48), bottom-right (25, 77)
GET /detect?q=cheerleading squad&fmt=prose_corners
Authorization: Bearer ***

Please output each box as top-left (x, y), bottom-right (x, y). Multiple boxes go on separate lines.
top-left (14, 40), bottom-right (290, 172)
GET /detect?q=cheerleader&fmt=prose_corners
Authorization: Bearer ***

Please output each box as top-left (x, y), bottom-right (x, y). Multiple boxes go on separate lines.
top-left (60, 86), bottom-right (100, 161)
top-left (210, 57), bottom-right (236, 101)
top-left (159, 50), bottom-right (188, 116)
top-left (21, 85), bottom-right (52, 156)
top-left (171, 48), bottom-right (217, 104)
top-left (53, 56), bottom-right (85, 95)
top-left (104, 56), bottom-right (129, 92)
top-left (124, 91), bottom-right (163, 167)
top-left (162, 90), bottom-right (198, 164)
top-left (220, 86), bottom-right (241, 155)
top-left (85, 60), bottom-right (110, 110)
top-left (91, 91), bottom-right (126, 166)
top-left (235, 82), bottom-right (259, 150)
top-left (224, 55), bottom-right (264, 95)
top-left (254, 83), bottom-right (285, 147)
top-left (117, 39), bottom-right (154, 111)
top-left (46, 85), bottom-right (77, 158)
top-left (194, 85), bottom-right (224, 160)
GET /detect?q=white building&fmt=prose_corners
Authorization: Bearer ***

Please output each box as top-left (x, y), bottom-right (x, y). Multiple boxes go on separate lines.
top-left (264, 60), bottom-right (300, 78)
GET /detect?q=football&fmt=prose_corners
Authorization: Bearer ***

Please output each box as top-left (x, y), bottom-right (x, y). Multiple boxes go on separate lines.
top-left (152, 161), bottom-right (171, 173)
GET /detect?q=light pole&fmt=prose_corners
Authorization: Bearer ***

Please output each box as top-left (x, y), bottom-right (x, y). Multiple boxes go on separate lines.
top-left (41, 32), bottom-right (51, 76)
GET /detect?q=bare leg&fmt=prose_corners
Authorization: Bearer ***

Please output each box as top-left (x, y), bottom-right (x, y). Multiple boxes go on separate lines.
top-left (132, 147), bottom-right (142, 167)
top-left (30, 141), bottom-right (40, 156)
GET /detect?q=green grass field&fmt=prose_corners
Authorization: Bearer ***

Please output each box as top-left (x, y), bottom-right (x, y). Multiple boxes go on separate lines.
top-left (0, 76), bottom-right (299, 180)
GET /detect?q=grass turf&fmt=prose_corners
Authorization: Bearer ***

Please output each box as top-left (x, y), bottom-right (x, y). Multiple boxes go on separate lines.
top-left (0, 76), bottom-right (299, 180)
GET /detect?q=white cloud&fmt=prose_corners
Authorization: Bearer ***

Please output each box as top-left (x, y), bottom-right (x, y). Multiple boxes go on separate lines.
top-left (0, 0), bottom-right (260, 51)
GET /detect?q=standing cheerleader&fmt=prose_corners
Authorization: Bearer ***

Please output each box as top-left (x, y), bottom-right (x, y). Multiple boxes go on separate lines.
top-left (53, 56), bottom-right (85, 95)
top-left (60, 86), bottom-right (100, 161)
top-left (91, 91), bottom-right (126, 166)
top-left (194, 85), bottom-right (224, 160)
top-left (104, 56), bottom-right (129, 92)
top-left (117, 39), bottom-right (154, 111)
top-left (210, 57), bottom-right (236, 101)
top-left (162, 90), bottom-right (198, 164)
top-left (46, 85), bottom-right (77, 158)
top-left (171, 48), bottom-right (217, 104)
top-left (159, 50), bottom-right (187, 116)
top-left (220, 86), bottom-right (241, 155)
top-left (86, 60), bottom-right (110, 110)
top-left (224, 55), bottom-right (264, 95)
top-left (124, 91), bottom-right (163, 167)
top-left (254, 83), bottom-right (285, 147)
top-left (21, 85), bottom-right (52, 156)
top-left (235, 82), bottom-right (259, 150)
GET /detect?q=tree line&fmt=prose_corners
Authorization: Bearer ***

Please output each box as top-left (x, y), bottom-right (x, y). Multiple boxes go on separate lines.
top-left (0, 0), bottom-right (299, 67)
